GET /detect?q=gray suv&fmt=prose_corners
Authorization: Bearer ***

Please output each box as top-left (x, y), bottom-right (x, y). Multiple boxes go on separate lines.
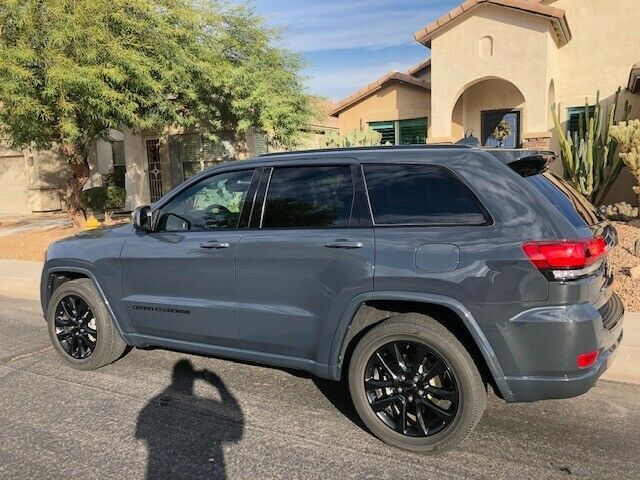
top-left (41, 146), bottom-right (624, 453)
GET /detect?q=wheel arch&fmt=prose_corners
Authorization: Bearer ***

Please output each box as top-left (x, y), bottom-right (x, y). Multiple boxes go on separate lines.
top-left (329, 292), bottom-right (514, 401)
top-left (42, 265), bottom-right (128, 340)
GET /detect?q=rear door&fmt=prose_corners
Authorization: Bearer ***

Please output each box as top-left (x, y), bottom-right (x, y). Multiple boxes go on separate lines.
top-left (363, 163), bottom-right (492, 298)
top-left (234, 161), bottom-right (374, 360)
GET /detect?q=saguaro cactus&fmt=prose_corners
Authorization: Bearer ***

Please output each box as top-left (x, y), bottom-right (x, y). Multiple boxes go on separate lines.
top-left (610, 119), bottom-right (640, 206)
top-left (551, 88), bottom-right (631, 204)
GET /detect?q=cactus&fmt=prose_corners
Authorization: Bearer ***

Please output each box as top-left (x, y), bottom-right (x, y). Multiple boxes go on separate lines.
top-left (551, 88), bottom-right (631, 204)
top-left (610, 119), bottom-right (640, 207)
top-left (324, 128), bottom-right (382, 148)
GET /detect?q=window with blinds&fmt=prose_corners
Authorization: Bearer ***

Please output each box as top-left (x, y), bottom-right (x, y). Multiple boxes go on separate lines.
top-left (168, 134), bottom-right (227, 183)
top-left (368, 118), bottom-right (428, 146)
top-left (567, 106), bottom-right (596, 135)
top-left (368, 121), bottom-right (396, 145)
top-left (110, 141), bottom-right (126, 189)
top-left (399, 118), bottom-right (428, 145)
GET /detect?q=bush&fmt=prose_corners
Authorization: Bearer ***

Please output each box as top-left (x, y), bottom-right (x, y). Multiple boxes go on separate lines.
top-left (82, 186), bottom-right (126, 212)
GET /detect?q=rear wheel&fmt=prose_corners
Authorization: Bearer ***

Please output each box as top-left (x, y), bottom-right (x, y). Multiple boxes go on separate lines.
top-left (348, 313), bottom-right (486, 453)
top-left (47, 278), bottom-right (127, 370)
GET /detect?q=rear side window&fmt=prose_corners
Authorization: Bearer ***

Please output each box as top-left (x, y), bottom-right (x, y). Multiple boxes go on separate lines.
top-left (525, 173), bottom-right (600, 228)
top-left (262, 166), bottom-right (354, 228)
top-left (363, 164), bottom-right (487, 225)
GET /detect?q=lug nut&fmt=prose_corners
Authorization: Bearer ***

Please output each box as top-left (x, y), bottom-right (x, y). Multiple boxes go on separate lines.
top-left (400, 375), bottom-right (405, 381)
top-left (397, 387), bottom-right (403, 393)
top-left (418, 390), bottom-right (424, 396)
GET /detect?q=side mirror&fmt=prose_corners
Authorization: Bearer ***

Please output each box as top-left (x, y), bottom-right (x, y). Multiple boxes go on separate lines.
top-left (132, 205), bottom-right (152, 232)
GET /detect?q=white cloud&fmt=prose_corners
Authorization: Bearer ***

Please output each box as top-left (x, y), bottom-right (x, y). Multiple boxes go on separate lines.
top-left (259, 1), bottom-right (444, 52)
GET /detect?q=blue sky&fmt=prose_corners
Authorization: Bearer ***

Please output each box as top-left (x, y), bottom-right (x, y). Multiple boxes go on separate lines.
top-left (248, 0), bottom-right (462, 100)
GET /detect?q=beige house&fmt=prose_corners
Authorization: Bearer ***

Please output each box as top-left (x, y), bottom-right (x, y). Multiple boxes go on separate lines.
top-left (0, 107), bottom-right (338, 216)
top-left (331, 0), bottom-right (640, 203)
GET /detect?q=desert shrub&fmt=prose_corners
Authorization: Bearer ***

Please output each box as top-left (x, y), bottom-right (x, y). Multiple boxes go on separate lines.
top-left (82, 186), bottom-right (125, 212)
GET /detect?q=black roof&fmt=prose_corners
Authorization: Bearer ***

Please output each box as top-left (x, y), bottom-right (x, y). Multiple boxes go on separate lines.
top-left (258, 144), bottom-right (473, 158)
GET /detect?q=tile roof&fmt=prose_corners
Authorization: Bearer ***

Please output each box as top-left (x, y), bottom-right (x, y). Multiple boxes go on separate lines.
top-left (413, 0), bottom-right (571, 47)
top-left (329, 71), bottom-right (430, 117)
top-left (406, 58), bottom-right (431, 76)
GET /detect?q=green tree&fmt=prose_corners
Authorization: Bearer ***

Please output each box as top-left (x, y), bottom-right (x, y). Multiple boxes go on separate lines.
top-left (0, 0), bottom-right (312, 221)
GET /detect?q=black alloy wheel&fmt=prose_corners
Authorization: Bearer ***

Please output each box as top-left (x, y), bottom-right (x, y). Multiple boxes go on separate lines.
top-left (364, 340), bottom-right (459, 437)
top-left (54, 294), bottom-right (98, 359)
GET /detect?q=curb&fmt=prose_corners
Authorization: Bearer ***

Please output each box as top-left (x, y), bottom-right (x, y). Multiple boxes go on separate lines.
top-left (601, 312), bottom-right (640, 385)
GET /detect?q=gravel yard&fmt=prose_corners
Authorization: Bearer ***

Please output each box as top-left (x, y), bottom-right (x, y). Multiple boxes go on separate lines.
top-left (611, 221), bottom-right (640, 311)
top-left (0, 226), bottom-right (77, 261)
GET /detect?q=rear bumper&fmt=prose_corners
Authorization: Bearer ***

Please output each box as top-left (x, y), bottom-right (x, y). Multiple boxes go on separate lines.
top-left (504, 329), bottom-right (622, 402)
top-left (499, 293), bottom-right (624, 402)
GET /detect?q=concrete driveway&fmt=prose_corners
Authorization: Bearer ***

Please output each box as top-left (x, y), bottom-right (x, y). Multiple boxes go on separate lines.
top-left (1, 295), bottom-right (639, 479)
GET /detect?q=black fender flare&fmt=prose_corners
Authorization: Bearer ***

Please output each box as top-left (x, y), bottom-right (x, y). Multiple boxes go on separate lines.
top-left (327, 291), bottom-right (514, 401)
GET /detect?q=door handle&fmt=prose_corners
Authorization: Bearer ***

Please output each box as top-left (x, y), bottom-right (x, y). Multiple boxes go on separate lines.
top-left (200, 241), bottom-right (230, 249)
top-left (324, 240), bottom-right (364, 249)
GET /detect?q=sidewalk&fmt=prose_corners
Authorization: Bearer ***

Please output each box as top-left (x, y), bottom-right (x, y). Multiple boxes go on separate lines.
top-left (0, 258), bottom-right (637, 384)
top-left (0, 259), bottom-right (43, 300)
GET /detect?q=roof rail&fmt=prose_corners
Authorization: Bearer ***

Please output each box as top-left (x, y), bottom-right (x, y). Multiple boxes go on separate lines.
top-left (259, 144), bottom-right (474, 157)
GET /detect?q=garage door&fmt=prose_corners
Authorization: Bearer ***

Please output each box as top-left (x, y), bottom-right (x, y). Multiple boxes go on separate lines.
top-left (0, 155), bottom-right (30, 216)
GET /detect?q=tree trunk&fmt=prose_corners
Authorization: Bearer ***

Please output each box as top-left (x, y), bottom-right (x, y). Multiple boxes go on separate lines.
top-left (59, 143), bottom-right (90, 228)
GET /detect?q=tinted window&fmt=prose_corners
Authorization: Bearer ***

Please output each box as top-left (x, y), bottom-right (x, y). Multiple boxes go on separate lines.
top-left (156, 169), bottom-right (254, 231)
top-left (526, 172), bottom-right (600, 228)
top-left (262, 166), bottom-right (354, 228)
top-left (363, 164), bottom-right (487, 225)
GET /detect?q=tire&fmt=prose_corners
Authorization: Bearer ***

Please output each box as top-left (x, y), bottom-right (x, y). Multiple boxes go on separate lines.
top-left (47, 278), bottom-right (127, 370)
top-left (348, 313), bottom-right (486, 454)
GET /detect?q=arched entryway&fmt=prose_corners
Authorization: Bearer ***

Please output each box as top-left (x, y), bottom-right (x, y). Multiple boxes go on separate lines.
top-left (450, 77), bottom-right (526, 148)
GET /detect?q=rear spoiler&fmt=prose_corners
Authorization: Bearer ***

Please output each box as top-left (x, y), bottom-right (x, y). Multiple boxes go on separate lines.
top-left (484, 149), bottom-right (556, 177)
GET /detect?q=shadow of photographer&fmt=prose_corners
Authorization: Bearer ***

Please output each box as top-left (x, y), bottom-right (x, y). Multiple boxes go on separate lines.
top-left (136, 359), bottom-right (244, 479)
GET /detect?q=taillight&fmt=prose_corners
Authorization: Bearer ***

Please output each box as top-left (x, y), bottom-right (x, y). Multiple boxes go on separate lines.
top-left (577, 350), bottom-right (599, 369)
top-left (522, 237), bottom-right (607, 280)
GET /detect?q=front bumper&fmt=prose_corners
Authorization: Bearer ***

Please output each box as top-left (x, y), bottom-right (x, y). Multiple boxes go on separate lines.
top-left (500, 293), bottom-right (624, 402)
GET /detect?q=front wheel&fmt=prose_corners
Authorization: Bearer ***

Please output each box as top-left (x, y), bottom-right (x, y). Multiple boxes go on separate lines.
top-left (348, 313), bottom-right (486, 453)
top-left (46, 278), bottom-right (127, 370)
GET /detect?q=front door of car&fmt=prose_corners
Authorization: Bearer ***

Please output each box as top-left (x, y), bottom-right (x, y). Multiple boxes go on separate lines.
top-left (234, 163), bottom-right (374, 361)
top-left (120, 167), bottom-right (258, 347)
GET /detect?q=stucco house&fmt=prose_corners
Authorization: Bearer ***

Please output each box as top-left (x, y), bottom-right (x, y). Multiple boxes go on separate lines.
top-left (331, 0), bottom-right (640, 203)
top-left (0, 102), bottom-right (338, 216)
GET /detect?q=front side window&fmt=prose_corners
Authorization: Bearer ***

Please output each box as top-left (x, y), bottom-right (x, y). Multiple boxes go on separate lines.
top-left (363, 164), bottom-right (487, 225)
top-left (156, 169), bottom-right (254, 231)
top-left (262, 166), bottom-right (354, 228)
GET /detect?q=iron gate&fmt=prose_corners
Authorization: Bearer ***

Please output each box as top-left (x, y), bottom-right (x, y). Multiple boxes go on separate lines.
top-left (146, 139), bottom-right (163, 203)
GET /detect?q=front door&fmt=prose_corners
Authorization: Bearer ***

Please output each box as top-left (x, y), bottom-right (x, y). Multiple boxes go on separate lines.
top-left (235, 163), bottom-right (374, 360)
top-left (121, 168), bottom-right (257, 347)
top-left (481, 110), bottom-right (520, 148)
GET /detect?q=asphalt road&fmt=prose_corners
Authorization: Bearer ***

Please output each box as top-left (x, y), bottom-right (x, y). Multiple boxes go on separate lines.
top-left (1, 295), bottom-right (639, 480)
